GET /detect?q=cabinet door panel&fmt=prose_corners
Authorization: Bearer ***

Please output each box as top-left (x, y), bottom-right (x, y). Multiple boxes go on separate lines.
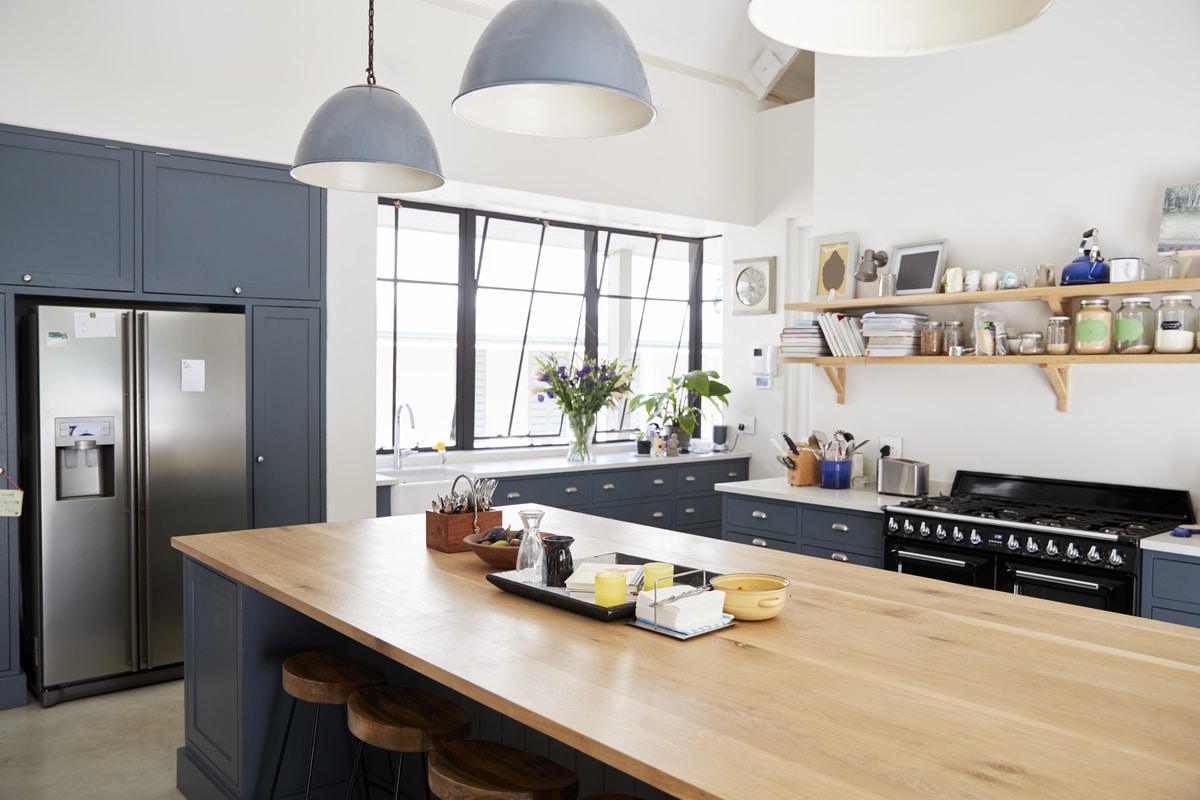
top-left (0, 131), bottom-right (134, 290)
top-left (144, 154), bottom-right (321, 300)
top-left (251, 307), bottom-right (321, 527)
top-left (184, 559), bottom-right (240, 787)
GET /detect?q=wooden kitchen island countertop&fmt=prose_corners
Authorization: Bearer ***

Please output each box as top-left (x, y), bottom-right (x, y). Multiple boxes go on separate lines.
top-left (173, 506), bottom-right (1200, 799)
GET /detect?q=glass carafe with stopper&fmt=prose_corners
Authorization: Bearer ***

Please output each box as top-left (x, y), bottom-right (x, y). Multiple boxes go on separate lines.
top-left (516, 509), bottom-right (546, 583)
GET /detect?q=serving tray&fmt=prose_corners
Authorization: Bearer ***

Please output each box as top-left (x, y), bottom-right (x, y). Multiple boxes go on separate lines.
top-left (486, 552), bottom-right (717, 622)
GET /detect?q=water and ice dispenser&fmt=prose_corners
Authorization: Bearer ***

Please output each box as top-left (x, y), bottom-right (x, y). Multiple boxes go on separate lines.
top-left (54, 417), bottom-right (115, 499)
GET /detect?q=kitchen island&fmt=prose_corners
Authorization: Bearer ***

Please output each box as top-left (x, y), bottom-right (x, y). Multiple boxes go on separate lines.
top-left (173, 506), bottom-right (1200, 799)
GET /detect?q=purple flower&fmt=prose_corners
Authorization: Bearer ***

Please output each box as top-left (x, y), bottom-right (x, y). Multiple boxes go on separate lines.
top-left (537, 393), bottom-right (545, 403)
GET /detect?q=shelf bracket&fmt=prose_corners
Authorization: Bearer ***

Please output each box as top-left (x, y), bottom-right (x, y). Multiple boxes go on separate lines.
top-left (1039, 363), bottom-right (1070, 412)
top-left (1046, 298), bottom-right (1069, 316)
top-left (821, 366), bottom-right (847, 404)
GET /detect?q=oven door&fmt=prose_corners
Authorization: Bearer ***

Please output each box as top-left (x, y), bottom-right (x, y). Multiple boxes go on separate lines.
top-left (885, 539), bottom-right (996, 588)
top-left (998, 560), bottom-right (1137, 615)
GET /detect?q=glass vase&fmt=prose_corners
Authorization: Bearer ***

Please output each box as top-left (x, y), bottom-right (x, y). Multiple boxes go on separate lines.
top-left (565, 411), bottom-right (596, 462)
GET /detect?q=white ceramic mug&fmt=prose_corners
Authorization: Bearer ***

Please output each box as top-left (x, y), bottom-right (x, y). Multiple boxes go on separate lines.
top-left (964, 269), bottom-right (982, 291)
top-left (981, 271), bottom-right (999, 291)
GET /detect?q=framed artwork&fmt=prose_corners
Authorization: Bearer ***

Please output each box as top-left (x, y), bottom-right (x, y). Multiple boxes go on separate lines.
top-left (731, 256), bottom-right (776, 315)
top-left (812, 232), bottom-right (858, 300)
top-left (892, 239), bottom-right (948, 295)
top-left (1158, 182), bottom-right (1200, 253)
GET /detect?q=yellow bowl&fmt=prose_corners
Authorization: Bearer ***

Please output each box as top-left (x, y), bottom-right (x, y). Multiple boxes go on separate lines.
top-left (709, 573), bottom-right (789, 620)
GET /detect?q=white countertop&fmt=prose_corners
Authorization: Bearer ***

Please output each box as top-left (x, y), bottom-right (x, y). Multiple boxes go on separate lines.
top-left (376, 472), bottom-right (399, 487)
top-left (1142, 529), bottom-right (1200, 556)
top-left (714, 477), bottom-right (894, 514)
top-left (382, 449), bottom-right (749, 482)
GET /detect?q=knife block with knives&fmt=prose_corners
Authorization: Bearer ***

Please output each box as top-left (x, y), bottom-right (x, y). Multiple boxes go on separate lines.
top-left (786, 450), bottom-right (820, 486)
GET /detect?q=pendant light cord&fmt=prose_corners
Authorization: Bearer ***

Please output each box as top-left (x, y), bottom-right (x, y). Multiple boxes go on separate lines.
top-left (365, 0), bottom-right (376, 86)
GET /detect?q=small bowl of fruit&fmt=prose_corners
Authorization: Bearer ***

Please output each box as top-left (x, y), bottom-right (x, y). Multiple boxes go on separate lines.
top-left (462, 525), bottom-right (526, 570)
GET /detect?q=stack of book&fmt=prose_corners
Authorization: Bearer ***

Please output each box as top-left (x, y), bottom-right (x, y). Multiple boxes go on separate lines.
top-left (815, 312), bottom-right (865, 357)
top-left (860, 312), bottom-right (928, 357)
top-left (779, 321), bottom-right (832, 357)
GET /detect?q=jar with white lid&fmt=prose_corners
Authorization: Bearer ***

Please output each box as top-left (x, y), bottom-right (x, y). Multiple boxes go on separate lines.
top-left (1114, 297), bottom-right (1154, 354)
top-left (1019, 331), bottom-right (1046, 355)
top-left (1045, 316), bottom-right (1071, 354)
top-left (1074, 299), bottom-right (1112, 354)
top-left (1155, 294), bottom-right (1196, 354)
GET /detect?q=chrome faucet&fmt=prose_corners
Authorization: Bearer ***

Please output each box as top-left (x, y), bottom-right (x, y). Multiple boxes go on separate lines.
top-left (393, 402), bottom-right (416, 468)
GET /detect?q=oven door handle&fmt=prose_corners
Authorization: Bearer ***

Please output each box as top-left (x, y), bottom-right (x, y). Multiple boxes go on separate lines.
top-left (895, 550), bottom-right (972, 568)
top-left (1012, 569), bottom-right (1105, 592)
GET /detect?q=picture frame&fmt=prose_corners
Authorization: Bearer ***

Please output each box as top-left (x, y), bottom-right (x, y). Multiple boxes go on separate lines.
top-left (892, 239), bottom-right (948, 296)
top-left (811, 232), bottom-right (858, 300)
top-left (730, 256), bottom-right (776, 315)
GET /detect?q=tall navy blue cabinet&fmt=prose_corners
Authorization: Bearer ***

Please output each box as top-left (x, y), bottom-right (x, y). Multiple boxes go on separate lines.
top-left (0, 123), bottom-right (327, 709)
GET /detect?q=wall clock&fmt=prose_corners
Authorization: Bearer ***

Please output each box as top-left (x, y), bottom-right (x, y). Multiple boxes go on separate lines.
top-left (731, 256), bottom-right (776, 315)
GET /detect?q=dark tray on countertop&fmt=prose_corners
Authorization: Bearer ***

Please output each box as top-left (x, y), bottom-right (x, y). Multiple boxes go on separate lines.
top-left (486, 552), bottom-right (719, 622)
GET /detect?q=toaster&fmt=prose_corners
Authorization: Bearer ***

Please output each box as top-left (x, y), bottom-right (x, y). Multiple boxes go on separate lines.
top-left (877, 458), bottom-right (929, 497)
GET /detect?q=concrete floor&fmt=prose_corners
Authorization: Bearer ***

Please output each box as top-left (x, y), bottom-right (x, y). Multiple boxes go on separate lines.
top-left (0, 680), bottom-right (183, 800)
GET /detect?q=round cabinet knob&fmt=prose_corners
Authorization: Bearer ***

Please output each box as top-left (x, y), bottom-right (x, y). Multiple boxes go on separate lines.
top-left (22, 273), bottom-right (32, 282)
top-left (969, 530), bottom-right (982, 545)
top-left (935, 524), bottom-right (947, 540)
top-left (256, 455), bottom-right (265, 463)
top-left (1108, 549), bottom-right (1125, 567)
top-left (1007, 534), bottom-right (1020, 551)
top-left (1066, 542), bottom-right (1080, 559)
top-left (1025, 537), bottom-right (1039, 554)
top-left (233, 286), bottom-right (243, 294)
top-left (1045, 539), bottom-right (1060, 556)
top-left (919, 521), bottom-right (931, 537)
top-left (1086, 545), bottom-right (1102, 563)
top-left (952, 525), bottom-right (964, 542)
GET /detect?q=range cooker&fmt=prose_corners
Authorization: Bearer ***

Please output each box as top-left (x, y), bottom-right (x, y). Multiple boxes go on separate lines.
top-left (882, 471), bottom-right (1195, 615)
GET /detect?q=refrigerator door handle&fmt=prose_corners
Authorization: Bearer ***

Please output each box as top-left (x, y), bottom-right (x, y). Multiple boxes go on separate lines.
top-left (124, 311), bottom-right (140, 671)
top-left (134, 311), bottom-right (152, 670)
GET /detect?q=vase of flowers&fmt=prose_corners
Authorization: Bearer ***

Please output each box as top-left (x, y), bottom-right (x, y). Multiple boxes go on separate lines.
top-left (534, 355), bottom-right (636, 462)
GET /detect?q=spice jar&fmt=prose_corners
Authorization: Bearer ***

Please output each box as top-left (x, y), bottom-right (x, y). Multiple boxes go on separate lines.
top-left (943, 321), bottom-right (965, 352)
top-left (920, 321), bottom-right (944, 356)
top-left (1155, 294), bottom-right (1197, 354)
top-left (1074, 299), bottom-right (1112, 354)
top-left (1114, 297), bottom-right (1154, 354)
top-left (1045, 316), bottom-right (1071, 354)
top-left (1019, 331), bottom-right (1046, 355)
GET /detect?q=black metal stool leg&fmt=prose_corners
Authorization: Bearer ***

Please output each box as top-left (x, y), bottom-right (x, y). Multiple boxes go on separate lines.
top-left (268, 697), bottom-right (299, 800)
top-left (304, 704), bottom-right (322, 800)
top-left (421, 752), bottom-right (432, 800)
top-left (345, 739), bottom-right (365, 800)
top-left (392, 750), bottom-right (405, 800)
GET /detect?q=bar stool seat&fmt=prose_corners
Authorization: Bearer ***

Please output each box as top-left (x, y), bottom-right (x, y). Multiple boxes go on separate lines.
top-left (345, 686), bottom-right (471, 799)
top-left (427, 739), bottom-right (579, 800)
top-left (269, 651), bottom-right (387, 800)
top-left (579, 796), bottom-right (643, 799)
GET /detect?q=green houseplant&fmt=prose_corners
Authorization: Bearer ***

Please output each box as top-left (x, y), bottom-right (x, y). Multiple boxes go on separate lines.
top-left (629, 369), bottom-right (731, 452)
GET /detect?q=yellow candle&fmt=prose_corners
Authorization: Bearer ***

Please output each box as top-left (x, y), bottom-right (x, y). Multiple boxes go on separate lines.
top-left (594, 570), bottom-right (627, 607)
top-left (641, 562), bottom-right (673, 594)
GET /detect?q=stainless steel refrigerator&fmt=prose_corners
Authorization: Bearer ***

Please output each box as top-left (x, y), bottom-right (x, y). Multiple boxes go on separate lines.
top-left (20, 305), bottom-right (248, 706)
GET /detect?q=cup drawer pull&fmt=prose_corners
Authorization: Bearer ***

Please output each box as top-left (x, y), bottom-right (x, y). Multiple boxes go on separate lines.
top-left (603, 483), bottom-right (615, 490)
top-left (831, 552), bottom-right (850, 562)
top-left (684, 475), bottom-right (696, 482)
top-left (652, 478), bottom-right (665, 485)
top-left (564, 486), bottom-right (578, 494)
top-left (652, 511), bottom-right (665, 519)
top-left (831, 523), bottom-right (849, 532)
top-left (752, 537), bottom-right (768, 547)
top-left (751, 510), bottom-right (768, 519)
top-left (684, 507), bottom-right (696, 515)
top-left (728, 471), bottom-right (739, 477)
top-left (506, 491), bottom-right (521, 499)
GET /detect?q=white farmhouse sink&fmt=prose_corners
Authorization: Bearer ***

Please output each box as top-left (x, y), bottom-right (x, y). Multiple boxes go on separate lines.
top-left (380, 467), bottom-right (467, 515)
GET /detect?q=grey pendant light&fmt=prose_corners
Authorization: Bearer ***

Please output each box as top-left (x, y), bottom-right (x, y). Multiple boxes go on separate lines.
top-left (747, 0), bottom-right (1055, 58)
top-left (292, 0), bottom-right (444, 193)
top-left (453, 0), bottom-right (655, 138)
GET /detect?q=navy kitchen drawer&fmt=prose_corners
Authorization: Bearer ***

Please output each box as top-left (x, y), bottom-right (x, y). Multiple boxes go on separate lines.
top-left (591, 467), bottom-right (673, 503)
top-left (496, 474), bottom-right (590, 508)
top-left (726, 529), bottom-right (795, 552)
top-left (676, 460), bottom-right (748, 494)
top-left (802, 508), bottom-right (883, 553)
top-left (724, 497), bottom-right (798, 538)
top-left (1148, 555), bottom-right (1200, 606)
top-left (800, 543), bottom-right (882, 569)
top-left (601, 499), bottom-right (673, 529)
top-left (674, 494), bottom-right (722, 526)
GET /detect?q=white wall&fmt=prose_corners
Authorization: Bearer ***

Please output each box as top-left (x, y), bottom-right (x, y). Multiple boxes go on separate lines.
top-left (722, 99), bottom-right (815, 478)
top-left (802, 0), bottom-right (1200, 498)
top-left (0, 0), bottom-right (760, 519)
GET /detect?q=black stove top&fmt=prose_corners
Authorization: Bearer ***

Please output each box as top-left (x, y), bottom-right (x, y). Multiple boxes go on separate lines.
top-left (896, 496), bottom-right (1178, 537)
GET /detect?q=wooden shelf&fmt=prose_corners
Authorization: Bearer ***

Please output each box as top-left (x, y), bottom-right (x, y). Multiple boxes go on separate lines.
top-left (785, 278), bottom-right (1200, 317)
top-left (782, 353), bottom-right (1200, 412)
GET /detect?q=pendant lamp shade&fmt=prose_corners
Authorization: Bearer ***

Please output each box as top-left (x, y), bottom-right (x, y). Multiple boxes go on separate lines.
top-left (747, 0), bottom-right (1055, 58)
top-left (292, 85), bottom-right (445, 193)
top-left (453, 0), bottom-right (655, 138)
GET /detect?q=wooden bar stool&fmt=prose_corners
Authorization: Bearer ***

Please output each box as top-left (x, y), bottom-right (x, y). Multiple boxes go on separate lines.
top-left (427, 739), bottom-right (579, 800)
top-left (344, 686), bottom-right (472, 800)
top-left (580, 796), bottom-right (643, 799)
top-left (268, 651), bottom-right (387, 800)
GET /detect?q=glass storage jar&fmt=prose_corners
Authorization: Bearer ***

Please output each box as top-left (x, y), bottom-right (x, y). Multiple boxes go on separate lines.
top-left (1045, 316), bottom-right (1071, 354)
top-left (1019, 331), bottom-right (1046, 355)
top-left (920, 321), bottom-right (944, 356)
top-left (1155, 294), bottom-right (1197, 353)
top-left (1074, 299), bottom-right (1112, 354)
top-left (1114, 296), bottom-right (1154, 354)
top-left (943, 320), bottom-right (966, 354)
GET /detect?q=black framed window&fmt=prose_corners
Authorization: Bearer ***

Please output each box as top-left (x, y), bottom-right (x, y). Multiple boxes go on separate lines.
top-left (376, 200), bottom-right (722, 454)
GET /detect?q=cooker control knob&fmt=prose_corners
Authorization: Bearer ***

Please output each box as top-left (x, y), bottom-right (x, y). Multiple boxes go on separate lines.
top-left (888, 517), bottom-right (899, 532)
top-left (903, 519), bottom-right (914, 534)
top-left (1045, 539), bottom-right (1059, 557)
top-left (969, 530), bottom-right (982, 545)
top-left (919, 521), bottom-right (931, 537)
top-left (1007, 534), bottom-right (1020, 551)
top-left (1108, 549), bottom-right (1125, 567)
top-left (935, 524), bottom-right (948, 540)
top-left (1087, 545), bottom-right (1102, 563)
top-left (1025, 537), bottom-right (1039, 554)
top-left (1066, 542), bottom-right (1080, 559)
top-left (952, 525), bottom-right (964, 542)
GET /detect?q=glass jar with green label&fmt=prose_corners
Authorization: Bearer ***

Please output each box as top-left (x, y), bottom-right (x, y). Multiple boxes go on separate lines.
top-left (1074, 299), bottom-right (1112, 354)
top-left (1114, 296), bottom-right (1154, 354)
